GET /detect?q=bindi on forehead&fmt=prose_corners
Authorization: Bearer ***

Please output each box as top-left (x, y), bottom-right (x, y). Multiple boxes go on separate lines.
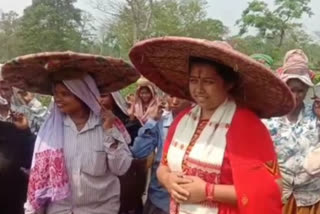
top-left (190, 65), bottom-right (219, 78)
top-left (189, 71), bottom-right (219, 80)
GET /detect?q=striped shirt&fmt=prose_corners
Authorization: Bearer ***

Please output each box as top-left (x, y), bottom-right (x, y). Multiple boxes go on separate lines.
top-left (46, 113), bottom-right (133, 214)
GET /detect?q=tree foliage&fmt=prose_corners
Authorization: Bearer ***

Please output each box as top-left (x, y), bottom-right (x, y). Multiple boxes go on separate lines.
top-left (237, 0), bottom-right (313, 46)
top-left (230, 29), bottom-right (320, 70)
top-left (0, 11), bottom-right (22, 62)
top-left (0, 0), bottom-right (319, 73)
top-left (95, 0), bottom-right (228, 58)
top-left (17, 0), bottom-right (92, 53)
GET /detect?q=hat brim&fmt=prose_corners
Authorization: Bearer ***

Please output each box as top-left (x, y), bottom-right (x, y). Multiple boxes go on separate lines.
top-left (2, 52), bottom-right (140, 95)
top-left (281, 74), bottom-right (314, 87)
top-left (129, 36), bottom-right (295, 118)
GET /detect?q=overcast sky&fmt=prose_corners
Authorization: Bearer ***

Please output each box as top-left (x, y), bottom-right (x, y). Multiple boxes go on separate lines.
top-left (0, 0), bottom-right (319, 36)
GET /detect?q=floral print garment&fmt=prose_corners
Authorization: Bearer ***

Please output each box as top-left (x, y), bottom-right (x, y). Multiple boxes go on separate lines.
top-left (263, 104), bottom-right (320, 206)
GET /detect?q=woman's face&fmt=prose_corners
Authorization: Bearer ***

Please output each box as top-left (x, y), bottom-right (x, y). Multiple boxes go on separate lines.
top-left (189, 64), bottom-right (230, 110)
top-left (53, 83), bottom-right (85, 114)
top-left (100, 94), bottom-right (115, 110)
top-left (139, 87), bottom-right (153, 104)
top-left (286, 79), bottom-right (309, 109)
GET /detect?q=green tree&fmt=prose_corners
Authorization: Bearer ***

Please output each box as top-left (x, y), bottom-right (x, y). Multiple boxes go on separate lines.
top-left (94, 0), bottom-right (228, 59)
top-left (229, 25), bottom-right (319, 69)
top-left (0, 11), bottom-right (22, 62)
top-left (18, 0), bottom-right (93, 53)
top-left (237, 0), bottom-right (313, 47)
top-left (151, 0), bottom-right (227, 39)
top-left (93, 0), bottom-right (154, 44)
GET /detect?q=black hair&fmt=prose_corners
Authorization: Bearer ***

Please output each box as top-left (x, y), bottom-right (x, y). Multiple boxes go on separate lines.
top-left (52, 80), bottom-right (63, 85)
top-left (189, 56), bottom-right (239, 86)
top-left (112, 103), bottom-right (129, 124)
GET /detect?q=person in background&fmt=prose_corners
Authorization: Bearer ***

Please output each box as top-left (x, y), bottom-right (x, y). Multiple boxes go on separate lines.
top-left (0, 95), bottom-right (10, 121)
top-left (100, 91), bottom-right (145, 214)
top-left (250, 53), bottom-right (274, 68)
top-left (100, 91), bottom-right (141, 141)
top-left (0, 109), bottom-right (36, 214)
top-left (15, 90), bottom-right (48, 134)
top-left (128, 79), bottom-right (158, 125)
top-left (131, 96), bottom-right (191, 214)
top-left (312, 84), bottom-right (320, 120)
top-left (0, 80), bottom-right (48, 134)
top-left (264, 57), bottom-right (320, 214)
top-left (276, 49), bottom-right (315, 80)
top-left (0, 80), bottom-right (13, 121)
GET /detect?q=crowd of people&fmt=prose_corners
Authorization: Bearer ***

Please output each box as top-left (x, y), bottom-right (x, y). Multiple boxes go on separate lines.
top-left (0, 36), bottom-right (320, 214)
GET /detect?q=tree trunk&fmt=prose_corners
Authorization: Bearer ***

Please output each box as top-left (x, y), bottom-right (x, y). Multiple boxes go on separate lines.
top-left (126, 0), bottom-right (139, 43)
top-left (278, 28), bottom-right (285, 47)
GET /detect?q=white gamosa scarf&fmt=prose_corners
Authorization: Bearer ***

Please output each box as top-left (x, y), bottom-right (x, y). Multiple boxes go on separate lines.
top-left (167, 99), bottom-right (236, 214)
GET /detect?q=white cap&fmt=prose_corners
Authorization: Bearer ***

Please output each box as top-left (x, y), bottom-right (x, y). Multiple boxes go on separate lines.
top-left (281, 73), bottom-right (313, 87)
top-left (280, 61), bottom-right (313, 87)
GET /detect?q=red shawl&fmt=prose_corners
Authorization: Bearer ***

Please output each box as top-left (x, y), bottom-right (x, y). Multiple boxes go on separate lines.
top-left (162, 107), bottom-right (282, 214)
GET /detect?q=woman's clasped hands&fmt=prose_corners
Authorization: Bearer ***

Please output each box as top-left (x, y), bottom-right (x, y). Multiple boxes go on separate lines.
top-left (163, 172), bottom-right (207, 204)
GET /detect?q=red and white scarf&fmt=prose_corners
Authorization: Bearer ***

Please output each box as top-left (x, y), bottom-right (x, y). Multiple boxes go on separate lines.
top-left (167, 99), bottom-right (236, 214)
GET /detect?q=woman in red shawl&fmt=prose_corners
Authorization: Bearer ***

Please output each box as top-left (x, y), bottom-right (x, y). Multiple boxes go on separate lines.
top-left (129, 37), bottom-right (295, 214)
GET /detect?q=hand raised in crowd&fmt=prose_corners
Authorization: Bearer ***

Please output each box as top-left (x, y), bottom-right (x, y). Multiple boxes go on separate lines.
top-left (149, 100), bottom-right (165, 121)
top-left (101, 109), bottom-right (116, 130)
top-left (11, 112), bottom-right (29, 130)
top-left (126, 93), bottom-right (136, 120)
top-left (163, 172), bottom-right (192, 204)
top-left (98, 97), bottom-right (116, 130)
top-left (125, 93), bottom-right (135, 106)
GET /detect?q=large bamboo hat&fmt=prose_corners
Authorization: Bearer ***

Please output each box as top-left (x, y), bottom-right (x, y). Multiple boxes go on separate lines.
top-left (129, 36), bottom-right (295, 118)
top-left (2, 51), bottom-right (140, 95)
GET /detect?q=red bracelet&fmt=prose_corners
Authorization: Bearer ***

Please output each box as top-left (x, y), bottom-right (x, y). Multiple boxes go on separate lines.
top-left (205, 182), bottom-right (215, 200)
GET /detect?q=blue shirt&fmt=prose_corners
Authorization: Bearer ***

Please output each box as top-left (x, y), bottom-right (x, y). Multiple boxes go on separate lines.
top-left (130, 111), bottom-right (173, 213)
